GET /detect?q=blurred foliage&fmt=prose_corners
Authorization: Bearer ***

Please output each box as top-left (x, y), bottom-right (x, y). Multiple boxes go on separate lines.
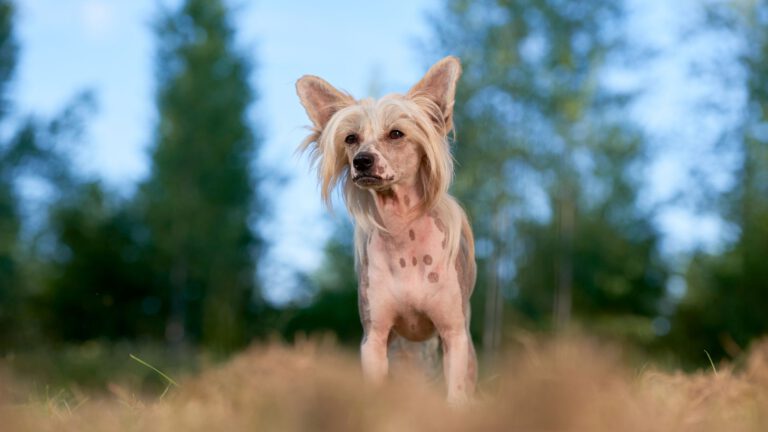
top-left (423, 0), bottom-right (668, 353)
top-left (4, 341), bottom-right (203, 395)
top-left (280, 220), bottom-right (362, 344)
top-left (0, 1), bottom-right (95, 348)
top-left (665, 0), bottom-right (768, 364)
top-left (0, 0), bottom-right (19, 348)
top-left (138, 0), bottom-right (263, 353)
top-left (36, 183), bottom-right (165, 342)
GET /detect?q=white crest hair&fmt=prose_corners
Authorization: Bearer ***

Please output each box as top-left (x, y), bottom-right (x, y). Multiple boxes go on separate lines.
top-left (298, 92), bottom-right (464, 266)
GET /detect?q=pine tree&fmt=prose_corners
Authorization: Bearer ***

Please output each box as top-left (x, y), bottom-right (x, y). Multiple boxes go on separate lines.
top-left (141, 0), bottom-right (261, 353)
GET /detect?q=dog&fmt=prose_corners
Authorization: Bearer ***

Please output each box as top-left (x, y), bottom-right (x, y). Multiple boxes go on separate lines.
top-left (296, 56), bottom-right (477, 403)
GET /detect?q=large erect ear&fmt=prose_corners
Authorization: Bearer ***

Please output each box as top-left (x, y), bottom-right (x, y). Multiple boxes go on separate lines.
top-left (296, 75), bottom-right (354, 130)
top-left (407, 56), bottom-right (462, 134)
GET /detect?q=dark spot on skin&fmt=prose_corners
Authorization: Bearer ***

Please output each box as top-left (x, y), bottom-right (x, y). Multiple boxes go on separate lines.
top-left (428, 272), bottom-right (439, 283)
top-left (434, 217), bottom-right (445, 233)
top-left (399, 258), bottom-right (406, 268)
top-left (431, 214), bottom-right (448, 250)
top-left (404, 195), bottom-right (411, 207)
top-left (423, 255), bottom-right (433, 265)
top-left (409, 229), bottom-right (415, 241)
top-left (412, 257), bottom-right (417, 266)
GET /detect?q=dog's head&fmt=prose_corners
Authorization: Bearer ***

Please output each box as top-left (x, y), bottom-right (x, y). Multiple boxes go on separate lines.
top-left (296, 57), bottom-right (461, 212)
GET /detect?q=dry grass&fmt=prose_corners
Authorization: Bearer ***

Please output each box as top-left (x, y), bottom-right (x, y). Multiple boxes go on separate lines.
top-left (2, 336), bottom-right (768, 431)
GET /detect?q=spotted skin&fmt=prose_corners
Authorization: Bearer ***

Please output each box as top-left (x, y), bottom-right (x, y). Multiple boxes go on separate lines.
top-left (358, 207), bottom-right (476, 401)
top-left (430, 213), bottom-right (448, 250)
top-left (296, 56), bottom-right (476, 403)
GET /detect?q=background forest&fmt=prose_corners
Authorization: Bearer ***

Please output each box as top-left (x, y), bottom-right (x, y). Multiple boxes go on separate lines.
top-left (1, 0), bottom-right (767, 394)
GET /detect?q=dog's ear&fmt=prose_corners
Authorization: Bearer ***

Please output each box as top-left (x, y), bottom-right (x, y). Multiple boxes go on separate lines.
top-left (296, 75), bottom-right (354, 130)
top-left (407, 56), bottom-right (462, 135)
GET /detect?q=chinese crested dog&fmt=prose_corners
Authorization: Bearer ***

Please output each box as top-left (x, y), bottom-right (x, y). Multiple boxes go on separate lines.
top-left (296, 56), bottom-right (476, 403)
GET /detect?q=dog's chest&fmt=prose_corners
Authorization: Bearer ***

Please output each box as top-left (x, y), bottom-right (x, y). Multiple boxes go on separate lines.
top-left (366, 215), bottom-right (449, 307)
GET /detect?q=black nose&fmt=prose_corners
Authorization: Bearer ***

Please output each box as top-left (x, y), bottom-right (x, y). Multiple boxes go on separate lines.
top-left (353, 152), bottom-right (375, 172)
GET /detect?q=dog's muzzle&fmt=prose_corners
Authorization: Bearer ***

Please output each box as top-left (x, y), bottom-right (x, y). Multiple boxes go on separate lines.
top-left (352, 152), bottom-right (384, 186)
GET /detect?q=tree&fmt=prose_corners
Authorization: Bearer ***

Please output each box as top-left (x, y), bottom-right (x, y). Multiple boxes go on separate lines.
top-left (0, 0), bottom-right (98, 347)
top-left (669, 0), bottom-right (768, 364)
top-left (280, 219), bottom-right (362, 344)
top-left (0, 0), bottom-right (19, 347)
top-left (140, 0), bottom-right (262, 353)
top-left (37, 182), bottom-right (166, 342)
top-left (428, 0), bottom-right (667, 355)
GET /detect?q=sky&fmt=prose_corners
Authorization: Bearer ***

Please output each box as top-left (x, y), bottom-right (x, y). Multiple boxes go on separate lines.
top-left (11, 0), bottom-right (730, 303)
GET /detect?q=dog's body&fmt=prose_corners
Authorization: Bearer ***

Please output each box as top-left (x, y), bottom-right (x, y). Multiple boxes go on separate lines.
top-left (296, 57), bottom-right (477, 403)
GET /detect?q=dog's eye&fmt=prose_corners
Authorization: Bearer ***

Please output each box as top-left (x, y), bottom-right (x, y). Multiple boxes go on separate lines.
top-left (389, 130), bottom-right (404, 140)
top-left (344, 134), bottom-right (358, 145)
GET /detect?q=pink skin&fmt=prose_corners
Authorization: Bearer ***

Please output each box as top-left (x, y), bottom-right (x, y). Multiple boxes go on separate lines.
top-left (297, 56), bottom-right (476, 403)
top-left (353, 144), bottom-right (475, 403)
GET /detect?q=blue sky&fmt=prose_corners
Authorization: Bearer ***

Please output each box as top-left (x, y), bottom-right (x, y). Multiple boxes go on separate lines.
top-left (12, 0), bottom-right (730, 303)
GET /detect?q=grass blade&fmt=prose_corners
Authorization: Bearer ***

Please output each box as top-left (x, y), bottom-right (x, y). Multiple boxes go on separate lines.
top-left (129, 354), bottom-right (180, 388)
top-left (704, 350), bottom-right (718, 376)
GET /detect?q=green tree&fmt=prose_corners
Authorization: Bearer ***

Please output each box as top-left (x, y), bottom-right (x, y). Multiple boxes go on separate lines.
top-left (429, 0), bottom-right (667, 354)
top-left (281, 220), bottom-right (362, 344)
top-left (669, 0), bottom-right (768, 364)
top-left (0, 0), bottom-right (19, 347)
top-left (0, 1), bottom-right (92, 347)
top-left (37, 182), bottom-right (165, 342)
top-left (140, 0), bottom-right (262, 353)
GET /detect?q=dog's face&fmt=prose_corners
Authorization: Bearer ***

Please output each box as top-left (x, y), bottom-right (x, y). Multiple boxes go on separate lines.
top-left (297, 57), bottom-right (461, 206)
top-left (333, 96), bottom-right (428, 191)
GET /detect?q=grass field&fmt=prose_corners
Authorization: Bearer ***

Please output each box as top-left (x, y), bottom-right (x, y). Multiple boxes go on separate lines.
top-left (2, 336), bottom-right (767, 431)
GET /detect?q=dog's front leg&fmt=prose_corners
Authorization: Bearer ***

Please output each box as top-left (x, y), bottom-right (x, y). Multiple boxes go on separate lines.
top-left (361, 323), bottom-right (391, 385)
top-left (440, 325), bottom-right (470, 404)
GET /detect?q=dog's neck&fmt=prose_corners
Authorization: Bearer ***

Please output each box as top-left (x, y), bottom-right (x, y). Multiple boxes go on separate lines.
top-left (371, 180), bottom-right (423, 234)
